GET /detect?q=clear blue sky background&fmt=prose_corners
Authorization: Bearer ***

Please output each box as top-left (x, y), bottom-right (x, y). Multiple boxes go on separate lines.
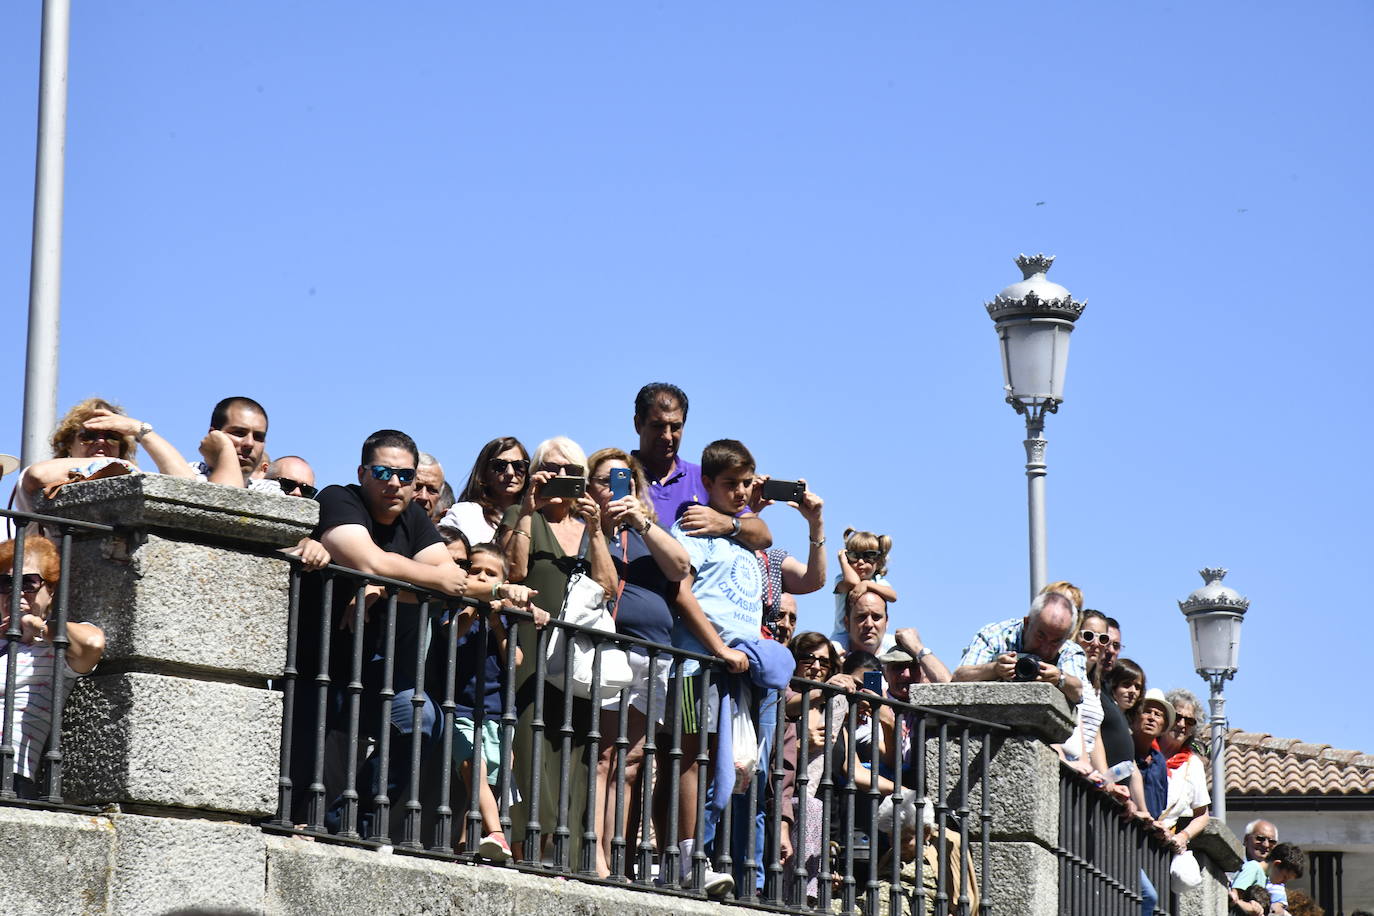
top-left (3, 3), bottom-right (1371, 751)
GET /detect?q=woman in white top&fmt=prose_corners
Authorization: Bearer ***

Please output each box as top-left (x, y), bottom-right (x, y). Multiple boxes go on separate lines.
top-left (1055, 609), bottom-right (1112, 779)
top-left (1157, 688), bottom-right (1211, 852)
top-left (438, 436), bottom-right (530, 554)
top-left (1, 535), bottom-right (105, 798)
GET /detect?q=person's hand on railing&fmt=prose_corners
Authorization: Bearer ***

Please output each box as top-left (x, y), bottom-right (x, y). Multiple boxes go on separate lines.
top-left (716, 644), bottom-right (749, 674)
top-left (283, 537), bottom-right (330, 571)
top-left (779, 821), bottom-right (793, 866)
top-left (826, 672), bottom-right (858, 694)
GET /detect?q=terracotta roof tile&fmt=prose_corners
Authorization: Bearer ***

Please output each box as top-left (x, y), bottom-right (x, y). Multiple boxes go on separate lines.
top-left (1224, 729), bottom-right (1374, 796)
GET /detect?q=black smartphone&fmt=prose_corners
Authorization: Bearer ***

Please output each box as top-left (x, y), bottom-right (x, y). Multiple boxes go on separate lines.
top-left (541, 476), bottom-right (587, 500)
top-left (761, 478), bottom-right (805, 504)
top-left (609, 467), bottom-right (632, 501)
top-left (862, 670), bottom-right (884, 694)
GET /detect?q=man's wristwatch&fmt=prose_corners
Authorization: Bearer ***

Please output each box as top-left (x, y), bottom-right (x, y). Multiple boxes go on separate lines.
top-left (913, 647), bottom-right (932, 662)
top-left (729, 518), bottom-right (742, 538)
top-left (136, 422), bottom-right (153, 442)
top-left (1057, 670), bottom-right (1066, 689)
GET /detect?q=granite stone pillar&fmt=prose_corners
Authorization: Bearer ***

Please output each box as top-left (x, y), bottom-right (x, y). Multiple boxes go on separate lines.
top-left (905, 682), bottom-right (1074, 916)
top-left (40, 474), bottom-right (317, 818)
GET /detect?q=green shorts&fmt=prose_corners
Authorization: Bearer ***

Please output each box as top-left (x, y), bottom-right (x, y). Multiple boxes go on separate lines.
top-left (453, 716), bottom-right (503, 785)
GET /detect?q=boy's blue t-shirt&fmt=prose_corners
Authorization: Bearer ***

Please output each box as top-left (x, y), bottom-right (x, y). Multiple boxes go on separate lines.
top-left (670, 519), bottom-right (763, 674)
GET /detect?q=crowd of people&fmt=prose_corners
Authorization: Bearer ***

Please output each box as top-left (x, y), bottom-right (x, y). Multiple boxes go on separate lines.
top-left (0, 384), bottom-right (1317, 913)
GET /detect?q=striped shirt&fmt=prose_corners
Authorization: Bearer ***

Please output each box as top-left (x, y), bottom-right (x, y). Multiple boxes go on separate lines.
top-left (0, 639), bottom-right (81, 779)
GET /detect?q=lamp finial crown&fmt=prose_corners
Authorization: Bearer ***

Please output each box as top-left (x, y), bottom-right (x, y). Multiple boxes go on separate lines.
top-left (1015, 253), bottom-right (1056, 280)
top-left (1200, 567), bottom-right (1228, 585)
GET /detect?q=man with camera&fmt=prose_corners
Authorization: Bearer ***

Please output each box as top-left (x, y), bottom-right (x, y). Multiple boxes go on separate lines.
top-left (951, 590), bottom-right (1085, 704)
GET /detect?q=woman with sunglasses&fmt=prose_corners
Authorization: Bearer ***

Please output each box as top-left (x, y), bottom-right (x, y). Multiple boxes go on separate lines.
top-left (1156, 688), bottom-right (1211, 853)
top-left (1054, 609), bottom-right (1112, 780)
top-left (0, 535), bottom-right (105, 799)
top-left (15, 398), bottom-right (195, 513)
top-left (438, 437), bottom-right (532, 557)
top-left (784, 633), bottom-right (849, 904)
top-left (830, 528), bottom-right (898, 652)
top-left (501, 436), bottom-right (617, 865)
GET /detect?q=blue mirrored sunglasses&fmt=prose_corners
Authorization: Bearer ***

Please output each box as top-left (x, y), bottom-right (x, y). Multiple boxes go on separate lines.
top-left (367, 464), bottom-right (416, 484)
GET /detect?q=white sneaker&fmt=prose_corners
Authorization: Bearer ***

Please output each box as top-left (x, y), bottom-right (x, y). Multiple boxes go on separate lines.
top-left (680, 864), bottom-right (734, 898)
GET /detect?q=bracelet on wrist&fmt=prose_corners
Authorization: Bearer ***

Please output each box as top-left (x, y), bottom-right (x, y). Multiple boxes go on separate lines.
top-left (809, 535), bottom-right (825, 547)
top-left (638, 517), bottom-right (652, 536)
top-left (511, 528), bottom-right (531, 540)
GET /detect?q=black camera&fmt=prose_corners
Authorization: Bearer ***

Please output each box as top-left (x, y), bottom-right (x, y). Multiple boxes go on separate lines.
top-left (1013, 653), bottom-right (1043, 682)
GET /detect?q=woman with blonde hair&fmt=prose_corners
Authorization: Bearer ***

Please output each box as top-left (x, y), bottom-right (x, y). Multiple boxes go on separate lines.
top-left (830, 527), bottom-right (898, 650)
top-left (16, 398), bottom-right (195, 512)
top-left (501, 436), bottom-right (617, 866)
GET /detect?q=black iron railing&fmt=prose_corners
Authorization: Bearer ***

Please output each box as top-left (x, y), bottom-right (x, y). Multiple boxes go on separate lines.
top-left (1, 507), bottom-right (116, 808)
top-left (1057, 764), bottom-right (1176, 916)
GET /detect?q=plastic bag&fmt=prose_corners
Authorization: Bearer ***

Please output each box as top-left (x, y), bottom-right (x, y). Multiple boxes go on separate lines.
top-left (1170, 850), bottom-right (1202, 893)
top-left (731, 704), bottom-right (758, 794)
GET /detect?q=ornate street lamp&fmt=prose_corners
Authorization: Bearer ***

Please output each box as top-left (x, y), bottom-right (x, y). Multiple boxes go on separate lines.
top-left (1178, 568), bottom-right (1250, 823)
top-left (985, 254), bottom-right (1086, 598)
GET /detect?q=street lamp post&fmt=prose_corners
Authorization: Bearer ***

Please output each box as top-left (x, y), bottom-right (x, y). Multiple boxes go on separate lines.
top-left (985, 254), bottom-right (1086, 599)
top-left (1178, 568), bottom-right (1250, 824)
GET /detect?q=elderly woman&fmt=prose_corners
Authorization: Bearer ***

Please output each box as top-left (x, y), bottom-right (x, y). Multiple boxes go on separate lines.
top-left (438, 436), bottom-right (531, 558)
top-left (502, 436), bottom-right (617, 866)
top-left (1157, 688), bottom-right (1211, 852)
top-left (1, 535), bottom-right (105, 798)
top-left (16, 398), bottom-right (195, 511)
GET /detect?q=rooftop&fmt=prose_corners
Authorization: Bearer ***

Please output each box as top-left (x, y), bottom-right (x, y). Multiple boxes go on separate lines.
top-left (1225, 728), bottom-right (1374, 797)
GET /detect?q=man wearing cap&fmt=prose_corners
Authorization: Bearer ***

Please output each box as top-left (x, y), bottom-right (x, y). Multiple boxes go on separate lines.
top-left (1131, 688), bottom-right (1174, 818)
top-left (880, 627), bottom-right (952, 695)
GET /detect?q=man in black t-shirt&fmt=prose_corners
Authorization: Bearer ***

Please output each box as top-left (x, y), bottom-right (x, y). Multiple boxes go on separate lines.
top-left (290, 428), bottom-right (468, 836)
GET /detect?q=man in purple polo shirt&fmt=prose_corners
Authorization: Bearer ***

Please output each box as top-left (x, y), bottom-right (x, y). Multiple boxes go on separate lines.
top-left (631, 382), bottom-right (771, 549)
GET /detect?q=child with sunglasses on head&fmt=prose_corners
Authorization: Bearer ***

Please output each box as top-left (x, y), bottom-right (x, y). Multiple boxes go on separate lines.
top-left (830, 528), bottom-right (898, 651)
top-left (437, 543), bottom-right (548, 864)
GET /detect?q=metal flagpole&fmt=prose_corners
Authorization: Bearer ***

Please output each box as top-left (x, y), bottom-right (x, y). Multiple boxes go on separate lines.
top-left (21, 0), bottom-right (73, 467)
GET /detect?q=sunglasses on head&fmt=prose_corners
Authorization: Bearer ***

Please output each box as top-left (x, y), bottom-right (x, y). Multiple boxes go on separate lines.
top-left (848, 550), bottom-right (881, 562)
top-left (367, 465), bottom-right (416, 484)
top-left (275, 478), bottom-right (318, 499)
top-left (488, 457), bottom-right (529, 476)
top-left (0, 573), bottom-right (46, 595)
top-left (1079, 630), bottom-right (1111, 645)
top-left (77, 429), bottom-right (123, 444)
top-left (540, 462), bottom-right (584, 476)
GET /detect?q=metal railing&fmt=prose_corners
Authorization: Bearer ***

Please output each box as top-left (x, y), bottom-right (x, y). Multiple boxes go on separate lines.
top-left (270, 563), bottom-right (1011, 913)
top-left (1056, 765), bottom-right (1176, 916)
top-left (0, 507), bottom-right (116, 808)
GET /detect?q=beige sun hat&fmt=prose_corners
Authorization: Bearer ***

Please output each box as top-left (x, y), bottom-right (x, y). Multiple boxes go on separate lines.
top-left (0, 454), bottom-right (18, 478)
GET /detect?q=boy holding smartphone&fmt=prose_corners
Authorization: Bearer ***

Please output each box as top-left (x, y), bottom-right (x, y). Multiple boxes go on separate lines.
top-left (665, 439), bottom-right (762, 898)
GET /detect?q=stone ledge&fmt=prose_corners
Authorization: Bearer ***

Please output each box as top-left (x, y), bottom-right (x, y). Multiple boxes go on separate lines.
top-left (265, 835), bottom-right (736, 916)
top-left (39, 473), bottom-right (317, 548)
top-left (0, 806), bottom-right (115, 916)
top-left (906, 682), bottom-right (1075, 743)
top-left (1191, 818), bottom-right (1244, 872)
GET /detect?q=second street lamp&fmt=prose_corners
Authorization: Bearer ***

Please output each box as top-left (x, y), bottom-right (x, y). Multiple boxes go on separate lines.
top-left (985, 254), bottom-right (1087, 599)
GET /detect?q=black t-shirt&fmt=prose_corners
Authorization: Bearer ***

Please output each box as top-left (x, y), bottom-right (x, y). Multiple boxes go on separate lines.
top-left (608, 527), bottom-right (676, 645)
top-left (300, 484), bottom-right (445, 690)
top-left (1098, 690), bottom-right (1135, 768)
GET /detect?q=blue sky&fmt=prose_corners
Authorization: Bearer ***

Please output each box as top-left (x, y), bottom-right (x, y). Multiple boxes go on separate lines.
top-left (3, 3), bottom-right (1372, 752)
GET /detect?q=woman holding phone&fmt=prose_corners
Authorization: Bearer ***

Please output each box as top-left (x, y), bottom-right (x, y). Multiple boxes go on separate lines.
top-left (501, 436), bottom-right (616, 865)
top-left (583, 447), bottom-right (689, 878)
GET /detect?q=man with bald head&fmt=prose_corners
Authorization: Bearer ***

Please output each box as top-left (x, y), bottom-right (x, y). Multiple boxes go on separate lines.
top-left (264, 455), bottom-right (317, 498)
top-left (1241, 819), bottom-right (1279, 865)
top-left (952, 590), bottom-right (1085, 703)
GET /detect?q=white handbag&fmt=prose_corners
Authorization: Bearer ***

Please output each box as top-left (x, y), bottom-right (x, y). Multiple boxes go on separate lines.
top-left (543, 529), bottom-right (634, 700)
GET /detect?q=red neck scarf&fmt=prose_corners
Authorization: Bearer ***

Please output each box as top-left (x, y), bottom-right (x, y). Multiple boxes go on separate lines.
top-left (1166, 746), bottom-right (1193, 771)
